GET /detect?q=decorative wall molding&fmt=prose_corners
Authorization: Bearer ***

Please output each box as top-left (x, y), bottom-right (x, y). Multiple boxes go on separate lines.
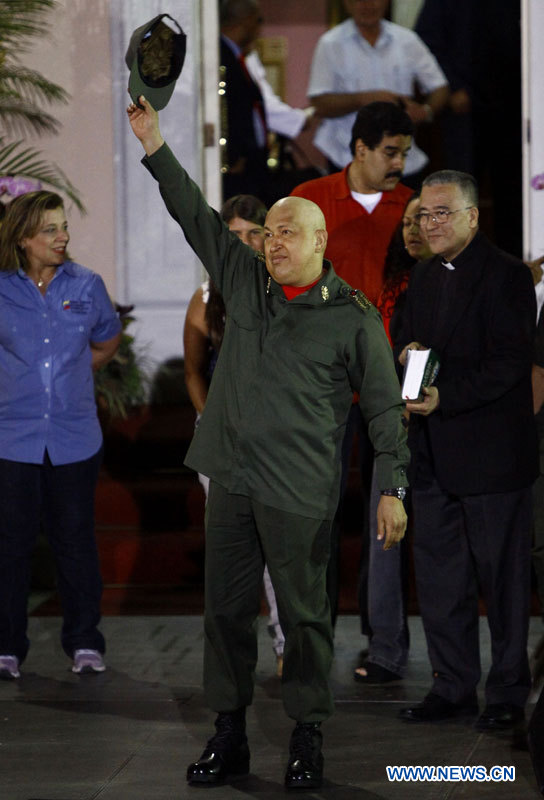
top-left (522, 0), bottom-right (544, 263)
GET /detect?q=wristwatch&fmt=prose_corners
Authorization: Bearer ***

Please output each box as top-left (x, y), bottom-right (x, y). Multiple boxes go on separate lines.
top-left (380, 488), bottom-right (407, 501)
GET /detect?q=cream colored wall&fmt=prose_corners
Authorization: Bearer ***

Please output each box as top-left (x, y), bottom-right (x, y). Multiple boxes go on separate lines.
top-left (260, 0), bottom-right (327, 171)
top-left (21, 0), bottom-right (117, 295)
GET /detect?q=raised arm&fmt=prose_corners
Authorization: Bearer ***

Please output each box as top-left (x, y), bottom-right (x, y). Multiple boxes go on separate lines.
top-left (126, 95), bottom-right (164, 156)
top-left (126, 95), bottom-right (256, 302)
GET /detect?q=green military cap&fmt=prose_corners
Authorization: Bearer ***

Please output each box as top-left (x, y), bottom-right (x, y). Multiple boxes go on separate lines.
top-left (125, 14), bottom-right (186, 110)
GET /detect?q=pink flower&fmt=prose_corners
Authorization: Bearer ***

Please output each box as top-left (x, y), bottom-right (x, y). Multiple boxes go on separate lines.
top-left (531, 173), bottom-right (544, 191)
top-left (0, 175), bottom-right (42, 198)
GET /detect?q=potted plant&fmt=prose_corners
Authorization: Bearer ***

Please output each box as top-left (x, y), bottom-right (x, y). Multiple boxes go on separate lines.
top-left (94, 304), bottom-right (149, 421)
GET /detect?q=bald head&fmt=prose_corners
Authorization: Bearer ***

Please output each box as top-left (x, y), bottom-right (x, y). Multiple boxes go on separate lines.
top-left (267, 196), bottom-right (326, 231)
top-left (264, 196), bottom-right (328, 287)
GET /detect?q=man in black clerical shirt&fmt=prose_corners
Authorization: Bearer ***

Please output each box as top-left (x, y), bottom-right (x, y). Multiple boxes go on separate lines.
top-left (396, 169), bottom-right (538, 730)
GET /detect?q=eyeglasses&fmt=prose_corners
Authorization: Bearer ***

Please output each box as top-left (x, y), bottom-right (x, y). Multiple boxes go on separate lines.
top-left (415, 207), bottom-right (473, 226)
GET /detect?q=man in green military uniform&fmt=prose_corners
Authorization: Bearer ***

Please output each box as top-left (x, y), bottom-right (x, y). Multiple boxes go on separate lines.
top-left (127, 96), bottom-right (409, 791)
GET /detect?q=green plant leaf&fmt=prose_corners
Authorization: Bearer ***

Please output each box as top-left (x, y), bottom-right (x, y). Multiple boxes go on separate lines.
top-left (0, 138), bottom-right (85, 212)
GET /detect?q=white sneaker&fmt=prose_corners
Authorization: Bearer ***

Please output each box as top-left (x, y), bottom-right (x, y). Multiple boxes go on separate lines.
top-left (72, 649), bottom-right (106, 674)
top-left (0, 655), bottom-right (20, 679)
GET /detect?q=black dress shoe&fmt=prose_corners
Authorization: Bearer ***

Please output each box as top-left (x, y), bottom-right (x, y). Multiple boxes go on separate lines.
top-left (399, 692), bottom-right (478, 723)
top-left (187, 710), bottom-right (250, 785)
top-left (475, 703), bottom-right (525, 731)
top-left (285, 722), bottom-right (324, 790)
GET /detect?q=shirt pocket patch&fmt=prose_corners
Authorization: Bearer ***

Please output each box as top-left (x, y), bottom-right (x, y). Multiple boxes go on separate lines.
top-left (290, 337), bottom-right (338, 366)
top-left (228, 306), bottom-right (262, 331)
top-left (63, 299), bottom-right (92, 314)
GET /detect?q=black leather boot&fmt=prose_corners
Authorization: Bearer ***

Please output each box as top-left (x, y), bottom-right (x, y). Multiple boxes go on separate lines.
top-left (186, 708), bottom-right (250, 785)
top-left (284, 722), bottom-right (324, 790)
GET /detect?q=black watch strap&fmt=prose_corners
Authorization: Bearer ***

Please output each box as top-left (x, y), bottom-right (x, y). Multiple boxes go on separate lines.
top-left (380, 487), bottom-right (407, 501)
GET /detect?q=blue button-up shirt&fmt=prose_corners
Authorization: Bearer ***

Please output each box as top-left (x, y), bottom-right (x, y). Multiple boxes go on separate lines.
top-left (0, 261), bottom-right (121, 465)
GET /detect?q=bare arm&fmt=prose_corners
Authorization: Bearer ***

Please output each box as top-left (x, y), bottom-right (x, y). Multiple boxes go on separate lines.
top-left (310, 89), bottom-right (401, 119)
top-left (426, 85), bottom-right (449, 116)
top-left (183, 288), bottom-right (211, 415)
top-left (91, 332), bottom-right (122, 372)
top-left (311, 83), bottom-right (448, 123)
top-left (403, 85), bottom-right (450, 124)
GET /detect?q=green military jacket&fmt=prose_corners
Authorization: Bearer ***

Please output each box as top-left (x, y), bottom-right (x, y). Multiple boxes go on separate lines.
top-left (144, 144), bottom-right (409, 520)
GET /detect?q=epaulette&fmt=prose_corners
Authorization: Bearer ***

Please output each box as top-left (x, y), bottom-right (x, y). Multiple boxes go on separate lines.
top-left (343, 286), bottom-right (372, 313)
top-left (256, 250), bottom-right (265, 263)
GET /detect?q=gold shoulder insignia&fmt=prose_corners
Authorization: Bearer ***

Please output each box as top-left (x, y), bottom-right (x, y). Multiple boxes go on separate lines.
top-left (348, 288), bottom-right (371, 312)
top-left (256, 250), bottom-right (266, 262)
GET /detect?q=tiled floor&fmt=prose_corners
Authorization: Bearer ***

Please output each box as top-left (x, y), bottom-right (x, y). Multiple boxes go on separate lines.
top-left (2, 614), bottom-right (544, 799)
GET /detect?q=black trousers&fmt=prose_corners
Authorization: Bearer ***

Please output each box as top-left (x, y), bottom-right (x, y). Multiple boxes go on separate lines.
top-left (203, 482), bottom-right (334, 723)
top-left (412, 473), bottom-right (532, 707)
top-left (0, 449), bottom-right (104, 663)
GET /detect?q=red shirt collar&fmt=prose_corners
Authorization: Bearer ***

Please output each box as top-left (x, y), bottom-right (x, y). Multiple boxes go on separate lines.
top-left (282, 275), bottom-right (321, 300)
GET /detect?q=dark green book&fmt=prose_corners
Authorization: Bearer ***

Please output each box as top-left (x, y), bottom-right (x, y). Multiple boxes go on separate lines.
top-left (401, 348), bottom-right (440, 402)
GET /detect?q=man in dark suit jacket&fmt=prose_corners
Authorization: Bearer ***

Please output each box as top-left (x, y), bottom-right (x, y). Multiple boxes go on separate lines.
top-left (396, 170), bottom-right (538, 729)
top-left (219, 0), bottom-right (270, 201)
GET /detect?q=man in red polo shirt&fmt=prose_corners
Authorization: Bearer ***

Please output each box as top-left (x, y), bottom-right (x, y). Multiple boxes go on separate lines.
top-left (291, 101), bottom-right (413, 305)
top-left (291, 101), bottom-right (413, 681)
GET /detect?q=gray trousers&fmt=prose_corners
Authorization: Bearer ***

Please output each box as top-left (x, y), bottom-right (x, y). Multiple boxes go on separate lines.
top-left (203, 481), bottom-right (334, 722)
top-left (366, 463), bottom-right (409, 675)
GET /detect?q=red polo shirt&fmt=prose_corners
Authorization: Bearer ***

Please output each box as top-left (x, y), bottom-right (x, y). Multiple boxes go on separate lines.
top-left (291, 166), bottom-right (412, 304)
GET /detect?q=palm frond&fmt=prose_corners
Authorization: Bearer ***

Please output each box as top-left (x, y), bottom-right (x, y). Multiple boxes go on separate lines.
top-left (0, 1), bottom-right (84, 214)
top-left (0, 98), bottom-right (60, 137)
top-left (0, 0), bottom-right (56, 51)
top-left (0, 139), bottom-right (85, 213)
top-left (0, 66), bottom-right (69, 106)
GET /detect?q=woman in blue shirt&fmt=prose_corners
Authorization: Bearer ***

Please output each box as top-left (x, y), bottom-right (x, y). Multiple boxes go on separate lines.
top-left (0, 191), bottom-right (121, 679)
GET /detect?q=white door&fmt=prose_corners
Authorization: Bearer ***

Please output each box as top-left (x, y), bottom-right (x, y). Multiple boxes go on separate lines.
top-left (110, 0), bottom-right (221, 371)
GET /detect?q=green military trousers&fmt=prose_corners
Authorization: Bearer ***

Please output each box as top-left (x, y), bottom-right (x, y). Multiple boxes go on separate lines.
top-left (203, 481), bottom-right (335, 723)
